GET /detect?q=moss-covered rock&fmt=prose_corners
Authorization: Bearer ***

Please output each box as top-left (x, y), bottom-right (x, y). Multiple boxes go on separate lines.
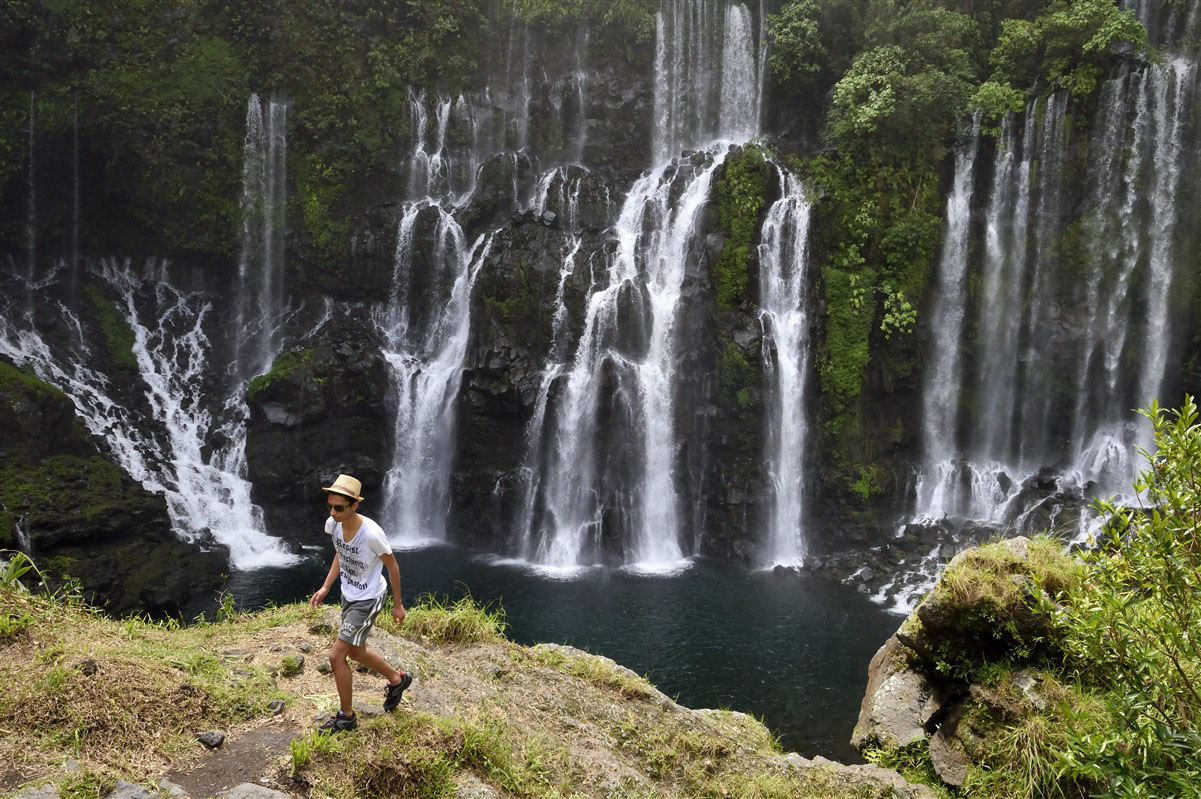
top-left (854, 536), bottom-right (1094, 797)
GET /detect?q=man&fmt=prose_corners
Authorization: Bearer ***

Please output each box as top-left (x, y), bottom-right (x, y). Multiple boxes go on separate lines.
top-left (309, 473), bottom-right (412, 732)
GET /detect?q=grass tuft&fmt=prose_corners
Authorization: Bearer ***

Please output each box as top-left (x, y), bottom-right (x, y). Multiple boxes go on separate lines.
top-left (388, 593), bottom-right (508, 645)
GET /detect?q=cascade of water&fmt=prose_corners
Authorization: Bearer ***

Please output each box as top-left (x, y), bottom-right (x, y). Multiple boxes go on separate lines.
top-left (719, 3), bottom-right (760, 141)
top-left (513, 170), bottom-right (590, 568)
top-left (1015, 93), bottom-right (1069, 468)
top-left (234, 93), bottom-right (289, 383)
top-left (520, 147), bottom-right (731, 569)
top-left (504, 21), bottom-right (533, 152)
top-left (654, 1), bottom-right (760, 163)
top-left (756, 0), bottom-right (769, 133)
top-left (974, 109), bottom-right (1036, 466)
top-left (913, 119), bottom-right (981, 519)
top-left (1135, 57), bottom-right (1195, 414)
top-left (378, 209), bottom-right (495, 544)
top-left (71, 97), bottom-right (80, 286)
top-left (0, 258), bottom-right (298, 568)
top-left (13, 517), bottom-right (33, 557)
top-left (759, 167), bottom-right (813, 567)
top-left (895, 43), bottom-right (1199, 611)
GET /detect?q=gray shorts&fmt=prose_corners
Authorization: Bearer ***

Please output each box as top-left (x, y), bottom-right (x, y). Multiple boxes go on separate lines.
top-left (339, 594), bottom-right (387, 646)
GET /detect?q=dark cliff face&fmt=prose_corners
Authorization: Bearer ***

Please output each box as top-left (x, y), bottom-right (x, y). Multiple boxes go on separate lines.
top-left (0, 356), bottom-right (226, 616)
top-left (243, 315), bottom-right (392, 542)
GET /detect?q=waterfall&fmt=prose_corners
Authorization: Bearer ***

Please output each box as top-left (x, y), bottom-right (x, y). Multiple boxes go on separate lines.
top-left (519, 146), bottom-right (731, 569)
top-left (13, 517), bottom-right (33, 557)
top-left (378, 208), bottom-right (494, 544)
top-left (71, 97), bottom-right (80, 287)
top-left (719, 3), bottom-right (760, 141)
top-left (234, 93), bottom-right (289, 383)
top-left (653, 1), bottom-right (761, 163)
top-left (915, 119), bottom-right (981, 519)
top-left (897, 38), bottom-right (1200, 610)
top-left (1134, 57), bottom-right (1195, 414)
top-left (759, 168), bottom-right (814, 567)
top-left (25, 92), bottom-right (36, 284)
top-left (0, 258), bottom-right (299, 569)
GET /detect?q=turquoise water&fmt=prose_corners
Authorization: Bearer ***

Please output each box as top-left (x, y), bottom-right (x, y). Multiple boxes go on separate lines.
top-left (219, 542), bottom-right (901, 763)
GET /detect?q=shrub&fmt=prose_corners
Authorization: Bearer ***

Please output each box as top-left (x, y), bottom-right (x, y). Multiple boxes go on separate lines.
top-left (1051, 396), bottom-right (1201, 798)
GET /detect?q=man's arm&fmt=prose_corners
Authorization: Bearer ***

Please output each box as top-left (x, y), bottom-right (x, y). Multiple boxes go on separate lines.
top-left (310, 554), bottom-right (340, 608)
top-left (381, 552), bottom-right (405, 624)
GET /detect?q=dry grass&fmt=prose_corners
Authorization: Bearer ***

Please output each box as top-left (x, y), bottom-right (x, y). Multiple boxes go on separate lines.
top-left (0, 587), bottom-right (315, 787)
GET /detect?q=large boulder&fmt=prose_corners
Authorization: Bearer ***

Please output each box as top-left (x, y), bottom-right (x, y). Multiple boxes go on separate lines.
top-left (852, 536), bottom-right (1082, 792)
top-left (851, 635), bottom-right (948, 751)
top-left (244, 316), bottom-right (391, 538)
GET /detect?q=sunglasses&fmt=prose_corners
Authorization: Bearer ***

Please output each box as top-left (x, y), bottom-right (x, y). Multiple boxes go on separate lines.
top-left (326, 501), bottom-right (353, 513)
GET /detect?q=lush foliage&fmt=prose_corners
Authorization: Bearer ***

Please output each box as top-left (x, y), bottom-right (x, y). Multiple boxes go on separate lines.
top-left (766, 0), bottom-right (827, 94)
top-left (982, 0), bottom-right (1146, 106)
top-left (712, 145), bottom-right (768, 310)
top-left (1051, 397), bottom-right (1201, 798)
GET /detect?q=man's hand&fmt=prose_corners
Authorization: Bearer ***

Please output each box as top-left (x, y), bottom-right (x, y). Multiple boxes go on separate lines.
top-left (392, 601), bottom-right (406, 625)
top-left (310, 586), bottom-right (329, 608)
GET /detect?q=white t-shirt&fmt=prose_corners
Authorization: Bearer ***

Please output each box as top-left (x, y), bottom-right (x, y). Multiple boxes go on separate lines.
top-left (325, 515), bottom-right (393, 602)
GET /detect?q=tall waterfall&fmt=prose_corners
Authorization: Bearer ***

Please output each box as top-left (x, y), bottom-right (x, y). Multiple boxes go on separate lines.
top-left (653, 0), bottom-right (762, 163)
top-left (517, 148), bottom-right (731, 569)
top-left (380, 88), bottom-right (509, 544)
top-left (378, 209), bottom-right (494, 544)
top-left (512, 0), bottom-right (770, 569)
top-left (234, 93), bottom-right (289, 382)
top-left (900, 20), bottom-right (1201, 609)
top-left (759, 168), bottom-right (814, 567)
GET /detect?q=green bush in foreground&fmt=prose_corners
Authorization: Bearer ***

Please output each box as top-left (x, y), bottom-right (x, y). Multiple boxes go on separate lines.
top-left (1050, 397), bottom-right (1201, 798)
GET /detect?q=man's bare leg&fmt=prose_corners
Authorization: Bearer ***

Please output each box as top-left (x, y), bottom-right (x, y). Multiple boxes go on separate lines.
top-left (347, 642), bottom-right (404, 685)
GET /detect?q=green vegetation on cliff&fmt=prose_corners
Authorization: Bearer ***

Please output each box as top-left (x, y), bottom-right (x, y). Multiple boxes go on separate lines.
top-left (713, 145), bottom-right (769, 311)
top-left (83, 284), bottom-right (137, 373)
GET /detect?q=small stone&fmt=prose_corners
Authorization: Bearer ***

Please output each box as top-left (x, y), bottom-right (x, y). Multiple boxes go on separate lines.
top-left (277, 655), bottom-right (304, 677)
top-left (63, 758), bottom-right (83, 773)
top-left (196, 730), bottom-right (225, 749)
top-left (10, 785), bottom-right (59, 799)
top-left (352, 701), bottom-right (385, 718)
top-left (159, 780), bottom-right (189, 798)
top-left (106, 781), bottom-right (157, 799)
top-left (298, 643), bottom-right (313, 653)
top-left (316, 661), bottom-right (332, 675)
top-left (266, 699), bottom-right (286, 716)
top-left (214, 784), bottom-right (291, 799)
top-left (929, 730), bottom-right (970, 787)
top-left (268, 645), bottom-right (282, 652)
top-left (455, 775), bottom-right (499, 799)
top-left (77, 658), bottom-right (98, 676)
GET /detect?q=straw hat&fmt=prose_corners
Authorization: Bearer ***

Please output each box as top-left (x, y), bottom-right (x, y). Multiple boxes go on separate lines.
top-left (322, 474), bottom-right (365, 502)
